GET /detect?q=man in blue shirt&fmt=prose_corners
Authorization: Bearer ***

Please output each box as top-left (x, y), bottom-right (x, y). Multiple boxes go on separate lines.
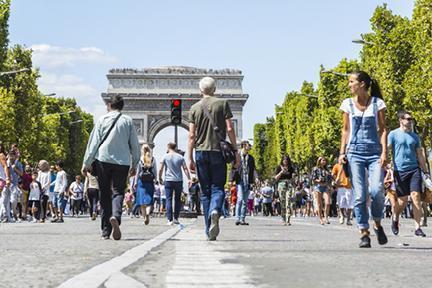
top-left (388, 110), bottom-right (429, 237)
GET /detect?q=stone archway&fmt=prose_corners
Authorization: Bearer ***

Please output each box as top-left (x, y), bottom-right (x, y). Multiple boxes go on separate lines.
top-left (101, 66), bottom-right (249, 145)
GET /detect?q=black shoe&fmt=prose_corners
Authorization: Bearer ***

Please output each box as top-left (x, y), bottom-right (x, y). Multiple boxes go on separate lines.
top-left (415, 228), bottom-right (426, 237)
top-left (100, 235), bottom-right (110, 240)
top-left (235, 220), bottom-right (240, 226)
top-left (50, 218), bottom-right (58, 223)
top-left (57, 218), bottom-right (64, 223)
top-left (391, 219), bottom-right (399, 235)
top-left (240, 221), bottom-right (249, 226)
top-left (374, 225), bottom-right (388, 245)
top-left (359, 235), bottom-right (371, 248)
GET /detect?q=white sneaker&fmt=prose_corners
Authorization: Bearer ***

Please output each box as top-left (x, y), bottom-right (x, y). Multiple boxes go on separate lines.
top-left (167, 221), bottom-right (173, 226)
top-left (173, 219), bottom-right (180, 225)
top-left (339, 216), bottom-right (344, 225)
top-left (208, 210), bottom-right (220, 240)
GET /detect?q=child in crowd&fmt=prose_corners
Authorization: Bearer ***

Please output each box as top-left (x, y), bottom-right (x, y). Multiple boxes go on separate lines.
top-left (28, 171), bottom-right (42, 223)
top-left (125, 189), bottom-right (134, 217)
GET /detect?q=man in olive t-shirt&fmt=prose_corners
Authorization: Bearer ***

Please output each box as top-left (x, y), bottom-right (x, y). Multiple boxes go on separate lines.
top-left (188, 76), bottom-right (240, 241)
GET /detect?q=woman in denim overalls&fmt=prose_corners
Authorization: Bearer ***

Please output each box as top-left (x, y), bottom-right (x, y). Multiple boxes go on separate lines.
top-left (338, 71), bottom-right (388, 248)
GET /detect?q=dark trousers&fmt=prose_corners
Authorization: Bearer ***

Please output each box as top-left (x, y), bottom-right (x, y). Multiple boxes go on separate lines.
top-left (95, 160), bottom-right (129, 237)
top-left (263, 203), bottom-right (273, 216)
top-left (165, 181), bottom-right (183, 221)
top-left (40, 195), bottom-right (49, 220)
top-left (190, 194), bottom-right (201, 214)
top-left (87, 188), bottom-right (99, 214)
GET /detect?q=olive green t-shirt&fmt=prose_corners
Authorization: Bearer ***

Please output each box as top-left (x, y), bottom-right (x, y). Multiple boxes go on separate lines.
top-left (189, 96), bottom-right (233, 151)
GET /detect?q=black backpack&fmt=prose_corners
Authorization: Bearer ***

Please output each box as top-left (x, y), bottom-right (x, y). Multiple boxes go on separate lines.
top-left (140, 159), bottom-right (155, 183)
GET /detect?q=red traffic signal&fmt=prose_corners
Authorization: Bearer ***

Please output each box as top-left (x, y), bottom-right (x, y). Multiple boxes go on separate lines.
top-left (172, 99), bottom-right (181, 107)
top-left (171, 99), bottom-right (182, 125)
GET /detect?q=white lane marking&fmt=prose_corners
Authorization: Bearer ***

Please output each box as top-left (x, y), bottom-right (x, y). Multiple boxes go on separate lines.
top-left (165, 225), bottom-right (255, 287)
top-left (58, 223), bottom-right (190, 288)
top-left (104, 272), bottom-right (147, 288)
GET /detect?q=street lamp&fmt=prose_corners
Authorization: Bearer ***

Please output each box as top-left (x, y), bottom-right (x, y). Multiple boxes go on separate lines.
top-left (42, 110), bottom-right (74, 117)
top-left (70, 120), bottom-right (83, 125)
top-left (0, 68), bottom-right (30, 76)
top-left (43, 93), bottom-right (56, 97)
top-left (320, 70), bottom-right (349, 77)
top-left (352, 39), bottom-right (374, 45)
top-left (298, 93), bottom-right (318, 98)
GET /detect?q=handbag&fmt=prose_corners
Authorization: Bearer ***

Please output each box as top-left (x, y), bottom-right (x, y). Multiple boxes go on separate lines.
top-left (201, 101), bottom-right (236, 163)
top-left (90, 113), bottom-right (122, 175)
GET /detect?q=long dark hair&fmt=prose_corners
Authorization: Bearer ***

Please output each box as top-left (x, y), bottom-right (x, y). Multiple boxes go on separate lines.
top-left (280, 155), bottom-right (293, 170)
top-left (0, 142), bottom-right (5, 155)
top-left (351, 71), bottom-right (383, 99)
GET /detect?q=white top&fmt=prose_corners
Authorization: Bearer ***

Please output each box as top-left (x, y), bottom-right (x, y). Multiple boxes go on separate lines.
top-left (70, 181), bottom-right (84, 200)
top-left (339, 97), bottom-right (386, 117)
top-left (339, 97), bottom-right (386, 146)
top-left (29, 182), bottom-right (41, 201)
top-left (54, 170), bottom-right (68, 193)
top-left (37, 171), bottom-right (51, 196)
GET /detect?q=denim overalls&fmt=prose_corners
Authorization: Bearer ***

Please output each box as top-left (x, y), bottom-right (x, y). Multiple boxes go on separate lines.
top-left (346, 97), bottom-right (385, 230)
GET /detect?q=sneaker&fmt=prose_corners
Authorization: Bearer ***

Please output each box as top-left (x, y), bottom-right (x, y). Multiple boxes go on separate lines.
top-left (167, 221), bottom-right (173, 226)
top-left (359, 235), bottom-right (371, 248)
top-left (415, 228), bottom-right (426, 237)
top-left (57, 218), bottom-right (64, 223)
top-left (391, 219), bottom-right (399, 235)
top-left (235, 220), bottom-right (241, 226)
top-left (373, 225), bottom-right (388, 245)
top-left (326, 218), bottom-right (330, 224)
top-left (100, 235), bottom-right (110, 240)
top-left (346, 219), bottom-right (352, 226)
top-left (109, 217), bottom-right (121, 241)
top-left (208, 210), bottom-right (220, 241)
top-left (51, 218), bottom-right (58, 223)
top-left (339, 216), bottom-right (344, 225)
top-left (91, 213), bottom-right (97, 221)
top-left (172, 219), bottom-right (180, 225)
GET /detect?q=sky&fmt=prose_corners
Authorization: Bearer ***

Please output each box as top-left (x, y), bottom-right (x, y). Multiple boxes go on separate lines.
top-left (8, 0), bottom-right (415, 164)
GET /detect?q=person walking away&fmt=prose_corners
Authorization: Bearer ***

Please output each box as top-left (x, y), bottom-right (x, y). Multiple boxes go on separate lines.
top-left (82, 95), bottom-right (140, 240)
top-left (388, 110), bottom-right (429, 237)
top-left (37, 160), bottom-right (51, 223)
top-left (188, 76), bottom-right (240, 240)
top-left (312, 157), bottom-right (332, 225)
top-left (158, 142), bottom-right (191, 225)
top-left (261, 181), bottom-right (274, 216)
top-left (274, 155), bottom-right (295, 225)
top-left (7, 150), bottom-right (23, 222)
top-left (0, 144), bottom-right (11, 222)
top-left (84, 170), bottom-right (99, 220)
top-left (135, 144), bottom-right (158, 225)
top-left (332, 162), bottom-right (354, 226)
top-left (339, 71), bottom-right (388, 248)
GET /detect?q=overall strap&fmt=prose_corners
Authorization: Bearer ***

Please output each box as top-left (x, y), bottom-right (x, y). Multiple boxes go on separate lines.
top-left (372, 97), bottom-right (378, 116)
top-left (349, 98), bottom-right (355, 115)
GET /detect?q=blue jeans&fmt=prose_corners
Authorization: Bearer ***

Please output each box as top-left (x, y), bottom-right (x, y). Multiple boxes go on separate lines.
top-left (196, 151), bottom-right (226, 235)
top-left (165, 181), bottom-right (182, 221)
top-left (236, 183), bottom-right (250, 221)
top-left (347, 152), bottom-right (385, 230)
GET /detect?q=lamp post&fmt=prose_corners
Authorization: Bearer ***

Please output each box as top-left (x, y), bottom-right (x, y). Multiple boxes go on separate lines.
top-left (43, 93), bottom-right (56, 97)
top-left (42, 110), bottom-right (74, 117)
top-left (320, 70), bottom-right (349, 77)
top-left (70, 120), bottom-right (83, 125)
top-left (0, 68), bottom-right (30, 76)
top-left (298, 93), bottom-right (318, 98)
top-left (352, 39), bottom-right (374, 45)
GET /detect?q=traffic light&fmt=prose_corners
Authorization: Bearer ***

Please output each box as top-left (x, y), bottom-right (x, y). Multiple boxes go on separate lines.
top-left (171, 99), bottom-right (182, 125)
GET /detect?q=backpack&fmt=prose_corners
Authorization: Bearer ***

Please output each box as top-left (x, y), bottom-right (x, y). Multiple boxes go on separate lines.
top-left (140, 159), bottom-right (155, 183)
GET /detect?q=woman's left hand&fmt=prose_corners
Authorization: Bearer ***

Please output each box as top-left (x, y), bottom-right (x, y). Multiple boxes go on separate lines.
top-left (379, 153), bottom-right (387, 167)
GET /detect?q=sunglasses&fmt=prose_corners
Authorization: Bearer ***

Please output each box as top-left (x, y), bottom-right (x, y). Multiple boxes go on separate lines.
top-left (403, 117), bottom-right (414, 121)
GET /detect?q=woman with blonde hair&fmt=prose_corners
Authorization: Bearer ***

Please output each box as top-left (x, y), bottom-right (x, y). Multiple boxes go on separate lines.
top-left (312, 156), bottom-right (332, 225)
top-left (37, 160), bottom-right (51, 223)
top-left (134, 144), bottom-right (158, 225)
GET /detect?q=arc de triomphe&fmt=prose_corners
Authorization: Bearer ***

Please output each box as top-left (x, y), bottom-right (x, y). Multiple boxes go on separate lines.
top-left (101, 66), bottom-right (249, 147)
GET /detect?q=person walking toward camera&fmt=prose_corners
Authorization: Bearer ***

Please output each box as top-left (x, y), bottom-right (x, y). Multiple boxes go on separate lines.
top-left (339, 71), bottom-right (388, 248)
top-left (82, 95), bottom-right (140, 240)
top-left (274, 155), bottom-right (295, 225)
top-left (312, 157), bottom-right (332, 225)
top-left (188, 76), bottom-right (240, 240)
top-left (388, 110), bottom-right (429, 237)
top-left (158, 142), bottom-right (190, 225)
top-left (135, 144), bottom-right (157, 225)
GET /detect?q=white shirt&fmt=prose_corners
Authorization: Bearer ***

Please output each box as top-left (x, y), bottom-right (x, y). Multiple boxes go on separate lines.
top-left (37, 171), bottom-right (51, 196)
top-left (70, 181), bottom-right (84, 200)
top-left (29, 182), bottom-right (41, 201)
top-left (54, 170), bottom-right (67, 193)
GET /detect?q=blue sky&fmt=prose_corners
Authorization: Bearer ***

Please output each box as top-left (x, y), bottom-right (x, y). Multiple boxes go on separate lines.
top-left (8, 0), bottom-right (415, 162)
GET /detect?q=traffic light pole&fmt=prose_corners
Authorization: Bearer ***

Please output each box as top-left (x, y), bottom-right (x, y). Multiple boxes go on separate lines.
top-left (174, 124), bottom-right (178, 146)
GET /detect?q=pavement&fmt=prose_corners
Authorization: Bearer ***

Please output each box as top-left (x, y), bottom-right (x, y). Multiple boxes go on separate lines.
top-left (1, 214), bottom-right (432, 288)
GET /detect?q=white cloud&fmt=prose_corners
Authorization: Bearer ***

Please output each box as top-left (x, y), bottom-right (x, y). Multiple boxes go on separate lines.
top-left (31, 44), bottom-right (116, 69)
top-left (38, 72), bottom-right (106, 121)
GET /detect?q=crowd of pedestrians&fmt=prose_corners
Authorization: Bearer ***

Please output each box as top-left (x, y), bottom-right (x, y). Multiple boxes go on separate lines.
top-left (2, 73), bottom-right (432, 250)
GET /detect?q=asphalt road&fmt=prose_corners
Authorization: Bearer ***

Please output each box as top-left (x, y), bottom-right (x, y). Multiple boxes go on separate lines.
top-left (1, 215), bottom-right (432, 288)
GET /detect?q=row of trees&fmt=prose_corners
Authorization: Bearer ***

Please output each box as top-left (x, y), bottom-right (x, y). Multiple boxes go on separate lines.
top-left (0, 0), bottom-right (94, 176)
top-left (252, 1), bottom-right (432, 180)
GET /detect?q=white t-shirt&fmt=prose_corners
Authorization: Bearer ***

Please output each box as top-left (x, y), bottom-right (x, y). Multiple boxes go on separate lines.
top-left (339, 97), bottom-right (386, 145)
top-left (54, 170), bottom-right (67, 193)
top-left (37, 171), bottom-right (51, 196)
top-left (70, 181), bottom-right (84, 200)
top-left (29, 182), bottom-right (41, 201)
